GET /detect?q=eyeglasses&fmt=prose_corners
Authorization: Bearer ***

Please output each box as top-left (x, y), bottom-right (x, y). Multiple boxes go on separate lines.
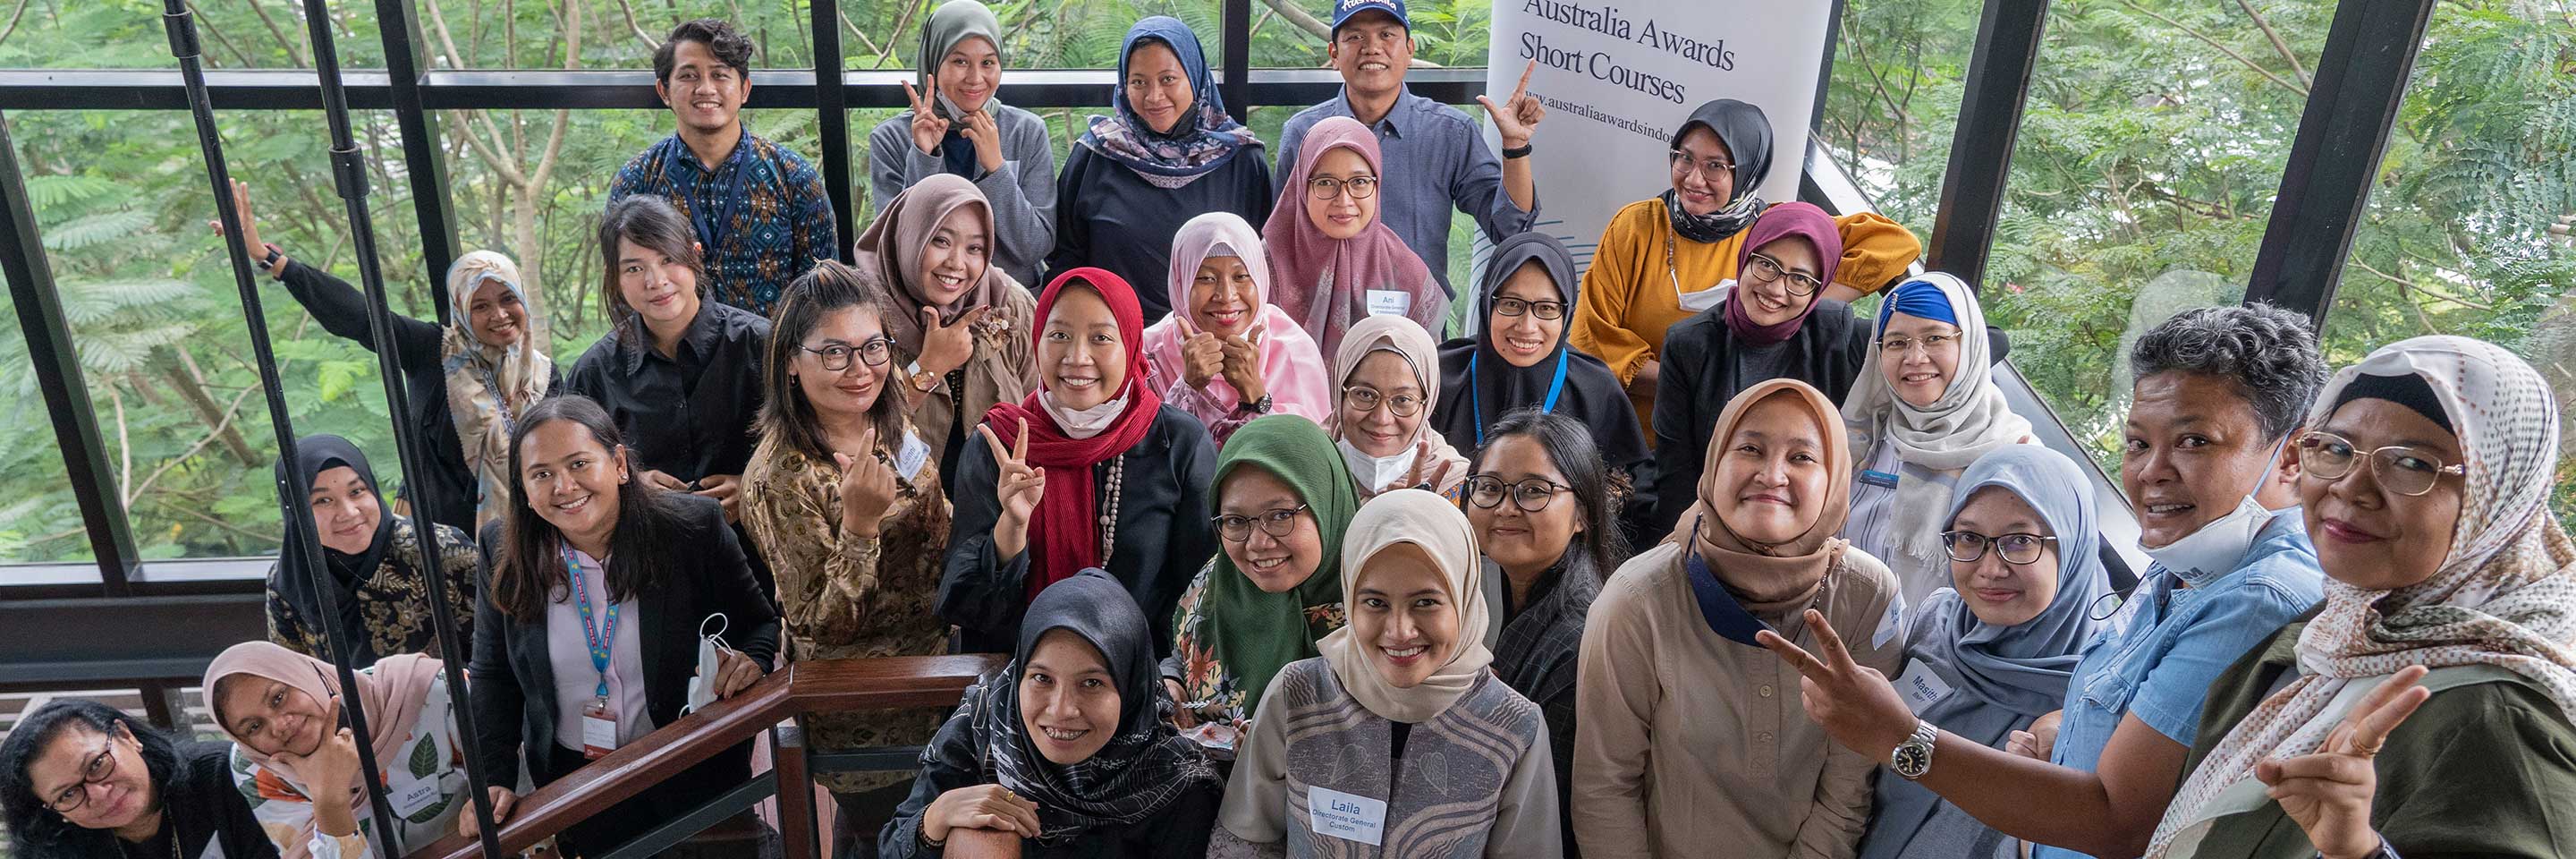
top-left (43, 741), bottom-right (117, 813)
top-left (799, 337), bottom-right (894, 371)
top-left (1667, 149), bottom-right (1737, 183)
top-left (1308, 175), bottom-right (1380, 200)
top-left (1877, 333), bottom-right (1959, 356)
top-left (1343, 387), bottom-right (1423, 418)
top-left (2296, 430), bottom-right (2466, 498)
top-left (1212, 504), bottom-right (1310, 542)
top-left (1743, 252), bottom-right (1822, 297)
top-left (1465, 475), bottom-right (1570, 513)
top-left (1490, 297), bottom-right (1566, 321)
top-left (1941, 531), bottom-right (2057, 565)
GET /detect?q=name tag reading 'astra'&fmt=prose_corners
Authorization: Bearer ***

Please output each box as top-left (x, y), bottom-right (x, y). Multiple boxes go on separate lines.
top-left (1308, 786), bottom-right (1387, 846)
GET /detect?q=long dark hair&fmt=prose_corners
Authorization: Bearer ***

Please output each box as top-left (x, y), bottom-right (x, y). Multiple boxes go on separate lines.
top-left (492, 395), bottom-right (687, 620)
top-left (757, 259), bottom-right (909, 463)
top-left (1476, 409), bottom-right (1633, 583)
top-left (598, 194), bottom-right (708, 344)
top-left (1, 700), bottom-right (182, 859)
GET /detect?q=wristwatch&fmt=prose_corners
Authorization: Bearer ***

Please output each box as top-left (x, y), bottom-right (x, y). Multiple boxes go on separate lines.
top-left (1235, 394), bottom-right (1273, 416)
top-left (1891, 719), bottom-right (1938, 779)
top-left (903, 359), bottom-right (940, 394)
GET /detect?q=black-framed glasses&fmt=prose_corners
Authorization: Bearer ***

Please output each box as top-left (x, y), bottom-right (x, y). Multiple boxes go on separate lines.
top-left (2296, 430), bottom-right (2467, 497)
top-left (1743, 252), bottom-right (1822, 297)
top-left (1465, 475), bottom-right (1570, 513)
top-left (1212, 504), bottom-right (1309, 541)
top-left (799, 336), bottom-right (894, 371)
top-left (42, 740), bottom-right (117, 813)
top-left (1343, 386), bottom-right (1423, 418)
top-left (1490, 296), bottom-right (1566, 320)
top-left (1307, 175), bottom-right (1379, 200)
top-left (1667, 149), bottom-right (1736, 182)
top-left (1941, 531), bottom-right (2058, 565)
top-left (1877, 332), bottom-right (1960, 356)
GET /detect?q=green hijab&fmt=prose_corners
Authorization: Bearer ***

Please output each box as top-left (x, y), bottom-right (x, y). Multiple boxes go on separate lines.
top-left (1199, 414), bottom-right (1361, 714)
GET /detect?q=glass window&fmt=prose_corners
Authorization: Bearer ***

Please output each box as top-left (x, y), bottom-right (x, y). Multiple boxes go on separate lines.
top-left (0, 1), bottom-right (387, 69)
top-left (445, 0), bottom-right (814, 72)
top-left (0, 308), bottom-right (87, 564)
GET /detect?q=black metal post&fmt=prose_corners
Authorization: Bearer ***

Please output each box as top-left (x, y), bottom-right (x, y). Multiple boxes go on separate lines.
top-left (1222, 0), bottom-right (1251, 117)
top-left (1923, 0), bottom-right (2049, 292)
top-left (374, 0), bottom-right (463, 321)
top-left (0, 109), bottom-right (142, 594)
top-left (292, 2), bottom-right (511, 856)
top-left (2241, 0), bottom-right (2438, 327)
top-left (158, 2), bottom-right (410, 855)
top-left (811, 0), bottom-right (855, 259)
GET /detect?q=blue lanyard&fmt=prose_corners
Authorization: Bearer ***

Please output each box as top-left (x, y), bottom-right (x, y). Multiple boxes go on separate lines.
top-left (1470, 349), bottom-right (1569, 447)
top-left (562, 543), bottom-right (620, 701)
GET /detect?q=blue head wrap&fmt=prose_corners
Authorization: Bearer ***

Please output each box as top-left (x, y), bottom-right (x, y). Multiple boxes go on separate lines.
top-left (1877, 276), bottom-right (1961, 331)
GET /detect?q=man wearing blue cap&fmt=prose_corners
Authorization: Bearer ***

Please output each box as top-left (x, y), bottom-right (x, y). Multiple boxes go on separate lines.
top-left (1275, 0), bottom-right (1546, 300)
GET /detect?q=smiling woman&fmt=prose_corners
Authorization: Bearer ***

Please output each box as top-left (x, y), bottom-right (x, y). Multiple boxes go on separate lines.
top-left (0, 700), bottom-right (278, 859)
top-left (264, 435), bottom-right (479, 668)
top-left (203, 642), bottom-right (468, 859)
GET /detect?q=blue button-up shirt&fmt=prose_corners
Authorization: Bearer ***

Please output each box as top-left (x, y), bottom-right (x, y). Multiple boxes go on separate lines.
top-left (2031, 512), bottom-right (2325, 859)
top-left (1277, 88), bottom-right (1538, 298)
top-left (609, 129), bottom-right (835, 318)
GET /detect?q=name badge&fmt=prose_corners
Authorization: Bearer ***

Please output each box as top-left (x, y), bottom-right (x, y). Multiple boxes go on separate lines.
top-left (1894, 660), bottom-right (1955, 715)
top-left (580, 699), bottom-right (619, 759)
top-left (1307, 786), bottom-right (1387, 846)
top-left (1365, 289), bottom-right (1411, 318)
top-left (1872, 592), bottom-right (1907, 650)
top-left (1859, 469), bottom-right (1902, 489)
top-left (388, 775), bottom-right (442, 819)
top-left (894, 430), bottom-right (932, 482)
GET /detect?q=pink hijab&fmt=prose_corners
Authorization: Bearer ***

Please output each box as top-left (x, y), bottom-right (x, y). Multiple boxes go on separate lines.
top-left (1141, 212), bottom-right (1334, 437)
top-left (202, 642), bottom-right (442, 859)
top-left (1263, 116), bottom-right (1444, 357)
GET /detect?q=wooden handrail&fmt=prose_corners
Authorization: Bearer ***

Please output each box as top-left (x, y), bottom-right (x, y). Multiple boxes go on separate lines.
top-left (412, 654), bottom-right (1004, 859)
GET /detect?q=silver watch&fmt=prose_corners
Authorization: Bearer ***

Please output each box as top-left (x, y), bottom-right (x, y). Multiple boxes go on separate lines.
top-left (1891, 719), bottom-right (1938, 779)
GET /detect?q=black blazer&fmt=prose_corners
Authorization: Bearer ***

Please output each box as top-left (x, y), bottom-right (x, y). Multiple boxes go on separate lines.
top-left (469, 492), bottom-right (781, 789)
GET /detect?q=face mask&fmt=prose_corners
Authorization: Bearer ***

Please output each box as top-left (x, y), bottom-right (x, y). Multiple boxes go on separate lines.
top-left (1339, 437), bottom-right (1419, 493)
top-left (1678, 278), bottom-right (1735, 314)
top-left (1038, 387), bottom-right (1131, 440)
top-left (2138, 437), bottom-right (2288, 584)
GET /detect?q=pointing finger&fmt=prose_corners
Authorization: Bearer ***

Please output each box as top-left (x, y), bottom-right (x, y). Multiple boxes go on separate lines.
top-left (1014, 416), bottom-right (1030, 462)
top-left (857, 425), bottom-right (879, 457)
top-left (1513, 59), bottom-right (1536, 101)
top-left (902, 80), bottom-right (926, 113)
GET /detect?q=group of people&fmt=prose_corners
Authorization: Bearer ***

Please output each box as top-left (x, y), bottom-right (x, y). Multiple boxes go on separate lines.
top-left (9, 4), bottom-right (2576, 859)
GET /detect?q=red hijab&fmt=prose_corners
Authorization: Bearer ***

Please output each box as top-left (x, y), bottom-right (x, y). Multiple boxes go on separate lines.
top-left (983, 268), bottom-right (1166, 596)
top-left (1721, 201), bottom-right (1845, 346)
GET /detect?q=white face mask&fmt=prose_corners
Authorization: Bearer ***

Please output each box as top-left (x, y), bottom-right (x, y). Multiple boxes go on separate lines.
top-left (1339, 438), bottom-right (1419, 493)
top-left (1038, 387), bottom-right (1131, 440)
top-left (1678, 278), bottom-right (1735, 314)
top-left (2138, 438), bottom-right (2288, 584)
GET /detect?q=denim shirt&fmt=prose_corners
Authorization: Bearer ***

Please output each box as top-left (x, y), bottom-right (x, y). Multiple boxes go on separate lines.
top-left (2029, 511), bottom-right (2324, 859)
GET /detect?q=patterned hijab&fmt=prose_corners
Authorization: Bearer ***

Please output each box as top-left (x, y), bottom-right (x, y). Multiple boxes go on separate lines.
top-left (1318, 489), bottom-right (1496, 723)
top-left (1078, 17), bottom-right (1258, 187)
top-left (438, 251), bottom-right (550, 532)
top-left (1196, 415), bottom-right (1362, 715)
top-left (1841, 273), bottom-right (2031, 568)
top-left (2148, 335), bottom-right (2576, 856)
top-left (957, 572), bottom-right (1218, 839)
top-left (1263, 116), bottom-right (1442, 357)
top-left (855, 174), bottom-right (1013, 357)
top-left (202, 642), bottom-right (444, 859)
top-left (1663, 98), bottom-right (1773, 244)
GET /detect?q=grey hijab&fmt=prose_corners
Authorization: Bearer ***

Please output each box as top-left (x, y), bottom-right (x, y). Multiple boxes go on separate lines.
top-left (916, 0), bottom-right (1004, 122)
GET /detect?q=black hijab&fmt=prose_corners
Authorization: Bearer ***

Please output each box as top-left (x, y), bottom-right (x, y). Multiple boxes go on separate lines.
top-left (273, 434), bottom-right (398, 661)
top-left (1662, 98), bottom-right (1775, 243)
top-left (957, 571), bottom-right (1216, 839)
top-left (1435, 233), bottom-right (1648, 470)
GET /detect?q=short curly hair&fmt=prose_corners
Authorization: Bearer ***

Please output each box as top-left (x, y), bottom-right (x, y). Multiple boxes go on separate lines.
top-left (2131, 303), bottom-right (2329, 441)
top-left (651, 18), bottom-right (754, 85)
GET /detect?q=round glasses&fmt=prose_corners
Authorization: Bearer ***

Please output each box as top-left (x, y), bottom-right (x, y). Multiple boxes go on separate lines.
top-left (2296, 430), bottom-right (2465, 497)
top-left (1343, 387), bottom-right (1423, 418)
top-left (1307, 175), bottom-right (1379, 200)
top-left (42, 740), bottom-right (117, 813)
top-left (1877, 332), bottom-right (1959, 357)
top-left (1466, 475), bottom-right (1569, 513)
top-left (1667, 149), bottom-right (1737, 183)
top-left (1743, 252), bottom-right (1822, 297)
top-left (1212, 504), bottom-right (1309, 542)
top-left (1490, 296), bottom-right (1566, 320)
top-left (799, 337), bottom-right (894, 371)
top-left (1940, 531), bottom-right (2058, 565)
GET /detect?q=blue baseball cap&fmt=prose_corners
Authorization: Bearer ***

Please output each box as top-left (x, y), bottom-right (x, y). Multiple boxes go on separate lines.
top-left (1329, 0), bottom-right (1408, 34)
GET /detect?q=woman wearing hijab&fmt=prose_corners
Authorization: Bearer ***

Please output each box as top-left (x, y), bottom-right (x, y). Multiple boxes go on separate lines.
top-left (1651, 201), bottom-right (1874, 537)
top-left (1161, 415), bottom-right (1360, 734)
top-left (2141, 336), bottom-right (2576, 859)
top-left (854, 173), bottom-right (1038, 495)
top-left (202, 642), bottom-right (466, 859)
top-left (1568, 99), bottom-right (1919, 425)
top-left (1327, 315), bottom-right (1470, 501)
top-left (1212, 489), bottom-right (1563, 859)
top-left (1140, 212), bottom-right (1334, 447)
top-left (1857, 446), bottom-right (2110, 859)
top-left (1046, 17), bottom-right (1271, 321)
top-left (212, 181), bottom-right (557, 532)
top-left (1, 699), bottom-right (279, 859)
top-left (1436, 232), bottom-right (1649, 516)
top-left (1470, 409), bottom-right (1634, 859)
top-left (1264, 115), bottom-right (1445, 356)
top-left (1573, 378), bottom-right (1901, 859)
top-left (942, 268), bottom-right (1219, 656)
top-left (868, 0), bottom-right (1056, 287)
top-left (882, 573), bottom-right (1224, 858)
top-left (1841, 274), bottom-right (2034, 607)
top-left (265, 435), bottom-right (478, 666)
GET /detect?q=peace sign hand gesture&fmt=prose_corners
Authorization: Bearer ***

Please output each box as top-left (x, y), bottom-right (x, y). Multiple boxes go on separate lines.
top-left (834, 426), bottom-right (901, 539)
top-left (2255, 665), bottom-right (2430, 859)
top-left (1758, 608), bottom-right (1919, 760)
top-left (1477, 61), bottom-right (1546, 149)
top-left (980, 417), bottom-right (1046, 560)
top-left (903, 81), bottom-right (953, 156)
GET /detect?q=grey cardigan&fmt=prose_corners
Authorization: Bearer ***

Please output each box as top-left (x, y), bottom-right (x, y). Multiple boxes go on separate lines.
top-left (866, 100), bottom-right (1058, 287)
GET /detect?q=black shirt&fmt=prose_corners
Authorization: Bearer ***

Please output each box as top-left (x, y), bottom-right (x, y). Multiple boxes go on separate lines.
top-left (565, 301), bottom-right (770, 483)
top-left (1043, 144), bottom-right (1275, 321)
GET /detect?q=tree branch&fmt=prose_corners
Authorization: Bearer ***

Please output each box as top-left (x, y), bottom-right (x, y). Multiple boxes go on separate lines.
top-left (236, 0), bottom-right (309, 66)
top-left (2117, 1), bottom-right (2308, 98)
top-left (615, 0), bottom-right (661, 51)
top-left (0, 0), bottom-right (30, 51)
top-left (2233, 0), bottom-right (2311, 89)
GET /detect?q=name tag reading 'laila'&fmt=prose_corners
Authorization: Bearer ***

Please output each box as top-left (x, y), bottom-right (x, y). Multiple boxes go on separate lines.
top-left (1308, 785), bottom-right (1388, 846)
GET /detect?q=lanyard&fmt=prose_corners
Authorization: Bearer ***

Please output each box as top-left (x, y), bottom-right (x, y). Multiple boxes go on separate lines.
top-left (562, 543), bottom-right (620, 700)
top-left (1470, 349), bottom-right (1569, 447)
top-left (667, 138), bottom-right (751, 256)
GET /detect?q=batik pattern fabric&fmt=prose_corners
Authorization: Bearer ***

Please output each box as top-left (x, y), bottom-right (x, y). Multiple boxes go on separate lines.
top-left (1163, 558), bottom-right (1347, 727)
top-left (609, 131), bottom-right (835, 316)
top-left (265, 517), bottom-right (478, 664)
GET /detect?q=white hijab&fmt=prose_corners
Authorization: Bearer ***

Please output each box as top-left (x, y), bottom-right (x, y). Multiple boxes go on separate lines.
top-left (1840, 272), bottom-right (2030, 566)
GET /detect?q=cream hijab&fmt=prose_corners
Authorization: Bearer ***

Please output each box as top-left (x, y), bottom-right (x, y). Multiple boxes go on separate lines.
top-left (1318, 488), bottom-right (1495, 723)
top-left (202, 642), bottom-right (444, 859)
top-left (1326, 315), bottom-right (1470, 498)
top-left (1681, 378), bottom-right (1857, 611)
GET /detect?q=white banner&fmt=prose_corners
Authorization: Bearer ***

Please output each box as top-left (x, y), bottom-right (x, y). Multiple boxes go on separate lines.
top-left (1482, 0), bottom-right (1835, 274)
